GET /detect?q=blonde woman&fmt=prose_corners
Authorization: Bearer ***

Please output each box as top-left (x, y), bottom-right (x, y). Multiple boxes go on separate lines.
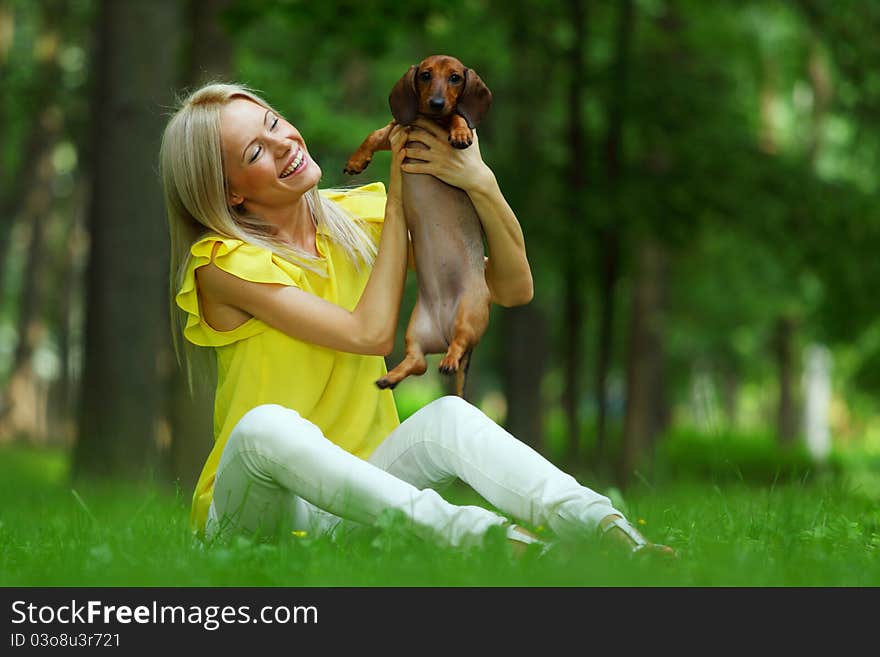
top-left (159, 82), bottom-right (673, 558)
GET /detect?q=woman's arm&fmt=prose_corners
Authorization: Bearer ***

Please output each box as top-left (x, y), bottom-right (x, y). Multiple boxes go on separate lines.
top-left (400, 120), bottom-right (533, 307)
top-left (195, 125), bottom-right (412, 356)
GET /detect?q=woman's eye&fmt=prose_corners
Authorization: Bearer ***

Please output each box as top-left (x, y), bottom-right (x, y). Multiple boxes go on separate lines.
top-left (270, 117), bottom-right (279, 130)
top-left (249, 146), bottom-right (261, 163)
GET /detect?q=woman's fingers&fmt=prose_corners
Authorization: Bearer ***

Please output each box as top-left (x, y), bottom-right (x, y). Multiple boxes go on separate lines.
top-left (408, 127), bottom-right (445, 149)
top-left (390, 123), bottom-right (410, 139)
top-left (389, 129), bottom-right (408, 159)
top-left (401, 148), bottom-right (431, 162)
top-left (409, 118), bottom-right (441, 137)
top-left (401, 161), bottom-right (432, 174)
top-left (389, 126), bottom-right (408, 148)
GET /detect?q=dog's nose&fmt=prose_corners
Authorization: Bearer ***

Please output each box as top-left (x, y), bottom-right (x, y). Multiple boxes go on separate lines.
top-left (429, 97), bottom-right (445, 111)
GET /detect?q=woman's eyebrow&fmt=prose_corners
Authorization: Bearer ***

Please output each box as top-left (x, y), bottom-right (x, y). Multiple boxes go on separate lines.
top-left (241, 109), bottom-right (271, 162)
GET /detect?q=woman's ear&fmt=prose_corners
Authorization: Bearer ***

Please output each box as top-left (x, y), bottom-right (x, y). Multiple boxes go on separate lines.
top-left (227, 189), bottom-right (244, 207)
top-left (456, 68), bottom-right (492, 129)
top-left (389, 65), bottom-right (418, 125)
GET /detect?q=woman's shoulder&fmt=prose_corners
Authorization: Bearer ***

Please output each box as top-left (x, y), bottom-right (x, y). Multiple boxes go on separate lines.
top-left (189, 232), bottom-right (247, 257)
top-left (186, 231), bottom-right (303, 286)
top-left (320, 182), bottom-right (386, 223)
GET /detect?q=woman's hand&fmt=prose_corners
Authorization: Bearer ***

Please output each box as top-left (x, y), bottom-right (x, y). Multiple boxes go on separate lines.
top-left (400, 118), bottom-right (495, 194)
top-left (387, 123), bottom-right (410, 208)
top-left (398, 119), bottom-right (533, 307)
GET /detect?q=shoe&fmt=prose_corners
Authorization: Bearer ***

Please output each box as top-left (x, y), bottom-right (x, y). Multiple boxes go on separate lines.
top-left (600, 515), bottom-right (677, 559)
top-left (506, 524), bottom-right (551, 558)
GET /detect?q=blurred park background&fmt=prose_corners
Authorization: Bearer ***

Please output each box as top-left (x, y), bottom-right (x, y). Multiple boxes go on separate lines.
top-left (3, 0), bottom-right (880, 516)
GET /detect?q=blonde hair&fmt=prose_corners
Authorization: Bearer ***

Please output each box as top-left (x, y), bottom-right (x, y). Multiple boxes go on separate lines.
top-left (159, 82), bottom-right (377, 393)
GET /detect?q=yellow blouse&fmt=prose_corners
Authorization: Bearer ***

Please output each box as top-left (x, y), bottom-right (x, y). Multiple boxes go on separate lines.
top-left (175, 182), bottom-right (400, 534)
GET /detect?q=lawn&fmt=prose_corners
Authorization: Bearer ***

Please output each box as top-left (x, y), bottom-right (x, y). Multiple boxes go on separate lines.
top-left (1, 444), bottom-right (878, 587)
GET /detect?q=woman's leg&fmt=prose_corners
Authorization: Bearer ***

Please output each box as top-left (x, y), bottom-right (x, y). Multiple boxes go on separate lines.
top-left (205, 454), bottom-right (341, 543)
top-left (367, 396), bottom-right (625, 542)
top-left (206, 404), bottom-right (511, 547)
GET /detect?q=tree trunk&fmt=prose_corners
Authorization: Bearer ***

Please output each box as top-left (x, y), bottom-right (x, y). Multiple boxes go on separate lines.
top-left (495, 0), bottom-right (550, 452)
top-left (162, 0), bottom-right (233, 493)
top-left (720, 367), bottom-right (739, 429)
top-left (0, 118), bottom-right (62, 442)
top-left (561, 265), bottom-right (583, 461)
top-left (186, 0), bottom-right (234, 86)
top-left (561, 0), bottom-right (588, 464)
top-left (595, 0), bottom-right (634, 461)
top-left (46, 182), bottom-right (89, 445)
top-left (0, 1), bottom-right (65, 310)
top-left (806, 37), bottom-right (831, 165)
top-left (620, 241), bottom-right (668, 486)
top-left (774, 316), bottom-right (798, 445)
top-left (594, 226), bottom-right (619, 458)
top-left (501, 304), bottom-right (548, 452)
top-left (10, 194), bottom-right (49, 376)
top-left (166, 351), bottom-right (216, 492)
top-left (0, 217), bottom-right (46, 438)
top-left (73, 0), bottom-right (183, 481)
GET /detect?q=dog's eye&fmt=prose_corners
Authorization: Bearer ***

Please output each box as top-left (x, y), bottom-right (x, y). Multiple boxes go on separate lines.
top-left (449, 73), bottom-right (462, 83)
top-left (419, 71), bottom-right (431, 82)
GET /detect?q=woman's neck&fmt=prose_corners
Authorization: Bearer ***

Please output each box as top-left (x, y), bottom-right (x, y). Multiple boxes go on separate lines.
top-left (248, 195), bottom-right (318, 256)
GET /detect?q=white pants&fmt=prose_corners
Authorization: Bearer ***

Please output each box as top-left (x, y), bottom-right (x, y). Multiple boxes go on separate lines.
top-left (205, 396), bottom-right (623, 548)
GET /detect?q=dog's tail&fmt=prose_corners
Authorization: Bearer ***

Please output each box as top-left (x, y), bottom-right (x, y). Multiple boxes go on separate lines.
top-left (455, 349), bottom-right (473, 399)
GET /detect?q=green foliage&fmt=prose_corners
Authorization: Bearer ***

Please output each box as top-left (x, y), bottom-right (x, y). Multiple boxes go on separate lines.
top-left (5, 0), bottom-right (880, 478)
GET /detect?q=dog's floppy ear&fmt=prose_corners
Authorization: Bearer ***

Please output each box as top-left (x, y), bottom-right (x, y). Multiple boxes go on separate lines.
top-left (389, 65), bottom-right (418, 125)
top-left (456, 67), bottom-right (492, 129)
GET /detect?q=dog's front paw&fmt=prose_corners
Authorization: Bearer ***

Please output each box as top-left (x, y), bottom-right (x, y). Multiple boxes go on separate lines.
top-left (344, 152), bottom-right (372, 175)
top-left (449, 126), bottom-right (473, 149)
top-left (375, 377), bottom-right (398, 390)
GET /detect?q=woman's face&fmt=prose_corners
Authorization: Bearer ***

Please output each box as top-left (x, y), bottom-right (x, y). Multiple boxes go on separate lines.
top-left (219, 97), bottom-right (322, 209)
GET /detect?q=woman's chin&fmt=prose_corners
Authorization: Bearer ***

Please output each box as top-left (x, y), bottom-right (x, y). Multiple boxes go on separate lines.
top-left (288, 157), bottom-right (321, 189)
top-left (307, 159), bottom-right (322, 184)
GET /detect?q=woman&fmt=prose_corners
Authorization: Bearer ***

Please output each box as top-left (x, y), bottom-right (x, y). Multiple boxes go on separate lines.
top-left (159, 82), bottom-right (673, 558)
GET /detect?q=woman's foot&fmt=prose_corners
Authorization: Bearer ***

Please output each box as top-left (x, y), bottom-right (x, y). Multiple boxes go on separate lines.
top-left (506, 524), bottom-right (548, 558)
top-left (599, 515), bottom-right (676, 559)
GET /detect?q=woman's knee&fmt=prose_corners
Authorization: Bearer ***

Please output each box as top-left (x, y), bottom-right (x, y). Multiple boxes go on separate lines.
top-left (228, 404), bottom-right (326, 458)
top-left (415, 396), bottom-right (499, 444)
top-left (428, 395), bottom-right (484, 419)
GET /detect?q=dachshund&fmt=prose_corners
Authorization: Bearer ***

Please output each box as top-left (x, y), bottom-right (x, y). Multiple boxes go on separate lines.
top-left (343, 54), bottom-right (493, 397)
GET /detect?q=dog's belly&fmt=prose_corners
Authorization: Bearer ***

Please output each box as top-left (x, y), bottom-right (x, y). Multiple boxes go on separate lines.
top-left (401, 171), bottom-right (486, 345)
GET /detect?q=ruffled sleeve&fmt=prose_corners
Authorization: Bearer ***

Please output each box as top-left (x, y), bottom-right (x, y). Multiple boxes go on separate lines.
top-left (175, 234), bottom-right (305, 347)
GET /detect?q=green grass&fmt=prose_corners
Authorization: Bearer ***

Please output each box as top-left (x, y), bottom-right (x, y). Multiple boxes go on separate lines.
top-left (1, 444), bottom-right (878, 586)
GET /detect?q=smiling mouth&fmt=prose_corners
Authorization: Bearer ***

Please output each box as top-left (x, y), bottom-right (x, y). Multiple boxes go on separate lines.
top-left (279, 149), bottom-right (305, 178)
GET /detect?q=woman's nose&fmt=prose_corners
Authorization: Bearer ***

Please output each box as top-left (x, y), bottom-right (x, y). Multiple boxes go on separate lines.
top-left (267, 133), bottom-right (289, 157)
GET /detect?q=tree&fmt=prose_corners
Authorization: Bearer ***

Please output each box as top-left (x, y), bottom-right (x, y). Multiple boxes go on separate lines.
top-left (73, 0), bottom-right (183, 480)
top-left (163, 0), bottom-right (235, 494)
top-left (594, 0), bottom-right (635, 465)
top-left (560, 0), bottom-right (589, 462)
top-left (0, 0), bottom-right (87, 443)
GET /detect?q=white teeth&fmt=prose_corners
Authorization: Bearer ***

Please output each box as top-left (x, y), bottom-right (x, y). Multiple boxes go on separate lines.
top-left (280, 150), bottom-right (304, 178)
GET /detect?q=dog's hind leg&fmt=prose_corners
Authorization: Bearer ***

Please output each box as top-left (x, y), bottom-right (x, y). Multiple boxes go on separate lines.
top-left (438, 286), bottom-right (490, 382)
top-left (454, 349), bottom-right (473, 398)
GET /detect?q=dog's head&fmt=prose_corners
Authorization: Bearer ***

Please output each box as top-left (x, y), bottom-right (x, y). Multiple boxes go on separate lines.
top-left (389, 55), bottom-right (492, 129)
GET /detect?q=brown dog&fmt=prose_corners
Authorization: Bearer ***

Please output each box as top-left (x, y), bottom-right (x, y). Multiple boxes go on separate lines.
top-left (343, 55), bottom-right (493, 397)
